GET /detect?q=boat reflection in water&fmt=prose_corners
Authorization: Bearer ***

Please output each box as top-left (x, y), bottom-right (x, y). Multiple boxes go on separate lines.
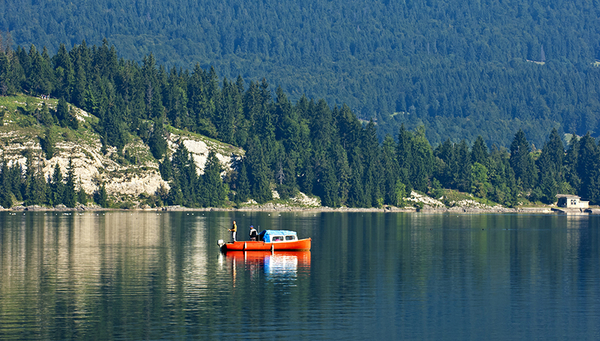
top-left (224, 251), bottom-right (311, 282)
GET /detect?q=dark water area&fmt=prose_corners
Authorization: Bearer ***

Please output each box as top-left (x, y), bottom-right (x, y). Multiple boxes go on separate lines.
top-left (0, 211), bottom-right (599, 340)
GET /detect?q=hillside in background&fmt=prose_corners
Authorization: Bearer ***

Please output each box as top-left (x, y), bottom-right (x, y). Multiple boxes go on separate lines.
top-left (2, 0), bottom-right (600, 147)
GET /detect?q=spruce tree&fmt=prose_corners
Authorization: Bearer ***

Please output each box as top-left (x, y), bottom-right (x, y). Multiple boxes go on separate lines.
top-left (56, 97), bottom-right (69, 126)
top-left (577, 133), bottom-right (600, 203)
top-left (536, 128), bottom-right (565, 203)
top-left (0, 160), bottom-right (12, 208)
top-left (149, 117), bottom-right (168, 160)
top-left (246, 137), bottom-right (272, 203)
top-left (471, 136), bottom-right (489, 166)
top-left (510, 129), bottom-right (537, 190)
top-left (50, 163), bottom-right (64, 206)
top-left (455, 140), bottom-right (472, 193)
top-left (202, 150), bottom-right (228, 207)
top-left (63, 159), bottom-right (77, 208)
top-left (94, 184), bottom-right (108, 208)
top-left (235, 160), bottom-right (250, 203)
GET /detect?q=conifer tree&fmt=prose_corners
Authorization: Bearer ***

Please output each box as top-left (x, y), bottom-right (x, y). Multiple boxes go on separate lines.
top-left (510, 129), bottom-right (537, 190)
top-left (171, 142), bottom-right (197, 206)
top-left (410, 126), bottom-right (434, 192)
top-left (50, 162), bottom-right (64, 206)
top-left (536, 128), bottom-right (565, 203)
top-left (24, 153), bottom-right (46, 206)
top-left (471, 136), bottom-right (489, 166)
top-left (382, 135), bottom-right (399, 205)
top-left (63, 159), bottom-right (77, 208)
top-left (202, 150), bottom-right (228, 207)
top-left (0, 160), bottom-right (12, 208)
top-left (149, 116), bottom-right (168, 159)
top-left (235, 159), bottom-right (251, 203)
top-left (565, 135), bottom-right (581, 193)
top-left (455, 140), bottom-right (472, 192)
top-left (396, 124), bottom-right (413, 191)
top-left (246, 136), bottom-right (272, 203)
top-left (77, 178), bottom-right (88, 205)
top-left (94, 183), bottom-right (108, 208)
top-left (56, 97), bottom-right (69, 126)
top-left (577, 133), bottom-right (600, 203)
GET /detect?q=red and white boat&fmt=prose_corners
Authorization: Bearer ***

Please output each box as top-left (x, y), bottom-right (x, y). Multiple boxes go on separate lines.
top-left (218, 230), bottom-right (311, 252)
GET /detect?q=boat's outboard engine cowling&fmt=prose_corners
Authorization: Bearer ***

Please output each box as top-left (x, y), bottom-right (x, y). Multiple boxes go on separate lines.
top-left (217, 239), bottom-right (225, 248)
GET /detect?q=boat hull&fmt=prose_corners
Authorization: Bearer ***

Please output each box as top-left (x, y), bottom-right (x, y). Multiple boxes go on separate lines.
top-left (220, 238), bottom-right (311, 252)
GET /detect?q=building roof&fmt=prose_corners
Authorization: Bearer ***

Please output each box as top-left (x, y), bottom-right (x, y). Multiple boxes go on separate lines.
top-left (556, 194), bottom-right (581, 199)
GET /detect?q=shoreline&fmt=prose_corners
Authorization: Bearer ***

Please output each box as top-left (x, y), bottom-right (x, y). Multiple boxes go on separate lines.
top-left (3, 204), bottom-right (599, 215)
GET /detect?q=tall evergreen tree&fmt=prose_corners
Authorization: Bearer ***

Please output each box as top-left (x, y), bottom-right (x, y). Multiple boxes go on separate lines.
top-left (577, 133), bottom-right (600, 203)
top-left (149, 116), bottom-right (168, 159)
top-left (0, 160), bottom-right (13, 208)
top-left (235, 159), bottom-right (251, 203)
top-left (396, 124), bottom-right (413, 191)
top-left (455, 140), bottom-right (472, 193)
top-left (50, 163), bottom-right (64, 206)
top-left (246, 136), bottom-right (272, 203)
top-left (410, 126), bottom-right (434, 192)
top-left (24, 153), bottom-right (47, 206)
top-left (170, 142), bottom-right (197, 206)
top-left (64, 159), bottom-right (77, 207)
top-left (510, 129), bottom-right (537, 190)
top-left (471, 136), bottom-right (489, 166)
top-left (202, 150), bottom-right (228, 207)
top-left (536, 128), bottom-right (566, 203)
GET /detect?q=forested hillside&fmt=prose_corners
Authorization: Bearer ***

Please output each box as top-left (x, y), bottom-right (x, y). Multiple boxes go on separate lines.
top-left (1, 43), bottom-right (600, 209)
top-left (2, 0), bottom-right (600, 146)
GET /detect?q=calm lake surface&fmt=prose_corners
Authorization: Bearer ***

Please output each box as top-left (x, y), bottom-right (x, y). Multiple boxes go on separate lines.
top-left (1, 211), bottom-right (599, 340)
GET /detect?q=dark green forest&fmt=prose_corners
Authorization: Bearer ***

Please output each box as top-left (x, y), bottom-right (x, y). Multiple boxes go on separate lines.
top-left (2, 0), bottom-right (600, 147)
top-left (1, 42), bottom-right (600, 209)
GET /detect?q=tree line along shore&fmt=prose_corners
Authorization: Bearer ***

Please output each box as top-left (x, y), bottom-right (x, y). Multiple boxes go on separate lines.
top-left (1, 42), bottom-right (600, 211)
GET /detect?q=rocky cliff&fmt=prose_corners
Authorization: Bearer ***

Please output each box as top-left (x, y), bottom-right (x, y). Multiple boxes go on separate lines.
top-left (0, 96), bottom-right (243, 205)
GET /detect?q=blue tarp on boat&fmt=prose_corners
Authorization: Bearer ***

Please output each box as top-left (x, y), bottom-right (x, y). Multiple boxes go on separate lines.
top-left (258, 230), bottom-right (297, 242)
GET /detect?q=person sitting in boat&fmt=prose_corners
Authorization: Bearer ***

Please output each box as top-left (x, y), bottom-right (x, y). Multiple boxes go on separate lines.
top-left (249, 225), bottom-right (258, 241)
top-left (229, 220), bottom-right (237, 242)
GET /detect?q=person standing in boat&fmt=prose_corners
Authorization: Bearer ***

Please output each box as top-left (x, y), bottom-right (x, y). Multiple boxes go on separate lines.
top-left (249, 225), bottom-right (258, 241)
top-left (229, 220), bottom-right (237, 242)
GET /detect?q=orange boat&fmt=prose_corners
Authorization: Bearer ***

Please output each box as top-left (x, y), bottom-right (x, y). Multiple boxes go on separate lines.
top-left (218, 230), bottom-right (311, 252)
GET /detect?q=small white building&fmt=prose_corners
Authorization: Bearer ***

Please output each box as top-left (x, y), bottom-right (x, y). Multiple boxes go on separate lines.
top-left (556, 194), bottom-right (589, 209)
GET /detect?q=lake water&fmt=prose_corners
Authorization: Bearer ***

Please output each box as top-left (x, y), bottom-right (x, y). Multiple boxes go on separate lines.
top-left (0, 211), bottom-right (599, 340)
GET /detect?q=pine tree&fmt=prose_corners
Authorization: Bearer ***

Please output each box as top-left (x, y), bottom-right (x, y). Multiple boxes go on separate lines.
top-left (246, 136), bottom-right (272, 203)
top-left (56, 97), bottom-right (69, 126)
top-left (318, 160), bottom-right (340, 207)
top-left (565, 135), bottom-right (581, 193)
top-left (0, 160), bottom-right (12, 208)
top-left (536, 128), bottom-right (565, 203)
top-left (455, 140), bottom-right (471, 192)
top-left (510, 129), bottom-right (537, 190)
top-left (63, 159), bottom-right (77, 208)
top-left (410, 126), bottom-right (434, 192)
top-left (235, 159), bottom-right (251, 203)
top-left (24, 153), bottom-right (46, 206)
top-left (77, 178), bottom-right (88, 205)
top-left (382, 135), bottom-right (399, 205)
top-left (50, 162), bottom-right (64, 206)
top-left (471, 135), bottom-right (489, 166)
top-left (577, 133), bottom-right (600, 203)
top-left (202, 150), bottom-right (228, 207)
top-left (94, 183), bottom-right (108, 208)
top-left (149, 117), bottom-right (168, 159)
top-left (171, 142), bottom-right (197, 206)
top-left (396, 124), bottom-right (413, 191)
